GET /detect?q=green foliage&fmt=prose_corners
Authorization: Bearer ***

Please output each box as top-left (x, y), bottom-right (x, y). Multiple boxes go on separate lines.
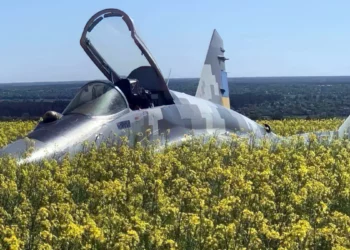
top-left (0, 119), bottom-right (350, 249)
top-left (0, 121), bottom-right (37, 148)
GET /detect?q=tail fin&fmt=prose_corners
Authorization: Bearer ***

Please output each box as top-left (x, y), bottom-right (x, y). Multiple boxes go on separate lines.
top-left (195, 29), bottom-right (230, 108)
top-left (338, 116), bottom-right (350, 138)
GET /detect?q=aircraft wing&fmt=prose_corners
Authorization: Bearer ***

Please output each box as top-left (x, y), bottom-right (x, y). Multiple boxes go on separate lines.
top-left (273, 116), bottom-right (350, 145)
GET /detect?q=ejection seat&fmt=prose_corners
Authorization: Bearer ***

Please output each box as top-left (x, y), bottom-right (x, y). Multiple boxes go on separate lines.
top-left (115, 78), bottom-right (153, 110)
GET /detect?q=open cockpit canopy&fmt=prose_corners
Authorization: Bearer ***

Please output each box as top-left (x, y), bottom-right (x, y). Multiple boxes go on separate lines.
top-left (80, 8), bottom-right (174, 106)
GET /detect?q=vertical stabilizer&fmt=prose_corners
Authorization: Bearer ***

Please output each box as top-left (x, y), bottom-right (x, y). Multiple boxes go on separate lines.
top-left (338, 115), bottom-right (350, 138)
top-left (195, 29), bottom-right (230, 108)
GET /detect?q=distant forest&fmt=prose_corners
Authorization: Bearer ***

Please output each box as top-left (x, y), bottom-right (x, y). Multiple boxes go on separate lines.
top-left (1, 76), bottom-right (350, 120)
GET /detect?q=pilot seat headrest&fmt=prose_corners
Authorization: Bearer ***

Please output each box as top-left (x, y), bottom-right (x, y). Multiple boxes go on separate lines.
top-left (115, 78), bottom-right (132, 97)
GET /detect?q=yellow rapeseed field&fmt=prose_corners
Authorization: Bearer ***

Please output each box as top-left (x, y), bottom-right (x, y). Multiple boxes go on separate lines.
top-left (0, 118), bottom-right (350, 249)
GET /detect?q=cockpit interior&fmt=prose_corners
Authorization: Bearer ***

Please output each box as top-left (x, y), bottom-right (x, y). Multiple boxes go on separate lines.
top-left (114, 77), bottom-right (153, 110)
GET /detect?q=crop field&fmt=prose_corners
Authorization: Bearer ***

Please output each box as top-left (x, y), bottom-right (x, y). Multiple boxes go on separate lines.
top-left (1, 119), bottom-right (350, 249)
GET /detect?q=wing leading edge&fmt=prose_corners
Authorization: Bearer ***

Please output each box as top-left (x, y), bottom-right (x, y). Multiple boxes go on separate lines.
top-left (283, 116), bottom-right (350, 143)
top-left (195, 29), bottom-right (230, 109)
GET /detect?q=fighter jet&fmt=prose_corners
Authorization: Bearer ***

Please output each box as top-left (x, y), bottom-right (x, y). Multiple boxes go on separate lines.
top-left (1, 8), bottom-right (350, 164)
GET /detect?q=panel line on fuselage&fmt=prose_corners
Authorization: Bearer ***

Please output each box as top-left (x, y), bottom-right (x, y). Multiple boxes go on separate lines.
top-left (169, 90), bottom-right (267, 137)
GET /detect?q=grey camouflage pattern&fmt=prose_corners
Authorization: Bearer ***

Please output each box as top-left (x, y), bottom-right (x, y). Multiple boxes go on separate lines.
top-left (195, 29), bottom-right (228, 106)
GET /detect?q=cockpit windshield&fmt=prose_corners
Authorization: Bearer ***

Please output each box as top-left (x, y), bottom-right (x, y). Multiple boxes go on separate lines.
top-left (62, 81), bottom-right (128, 116)
top-left (86, 13), bottom-right (151, 78)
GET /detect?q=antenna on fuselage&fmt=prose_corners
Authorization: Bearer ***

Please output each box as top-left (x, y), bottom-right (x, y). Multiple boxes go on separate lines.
top-left (166, 68), bottom-right (172, 86)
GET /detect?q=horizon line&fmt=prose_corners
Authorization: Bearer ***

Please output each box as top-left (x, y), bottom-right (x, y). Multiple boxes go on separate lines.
top-left (1, 75), bottom-right (350, 85)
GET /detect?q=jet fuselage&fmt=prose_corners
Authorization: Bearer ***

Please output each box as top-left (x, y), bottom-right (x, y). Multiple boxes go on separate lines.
top-left (0, 89), bottom-right (273, 164)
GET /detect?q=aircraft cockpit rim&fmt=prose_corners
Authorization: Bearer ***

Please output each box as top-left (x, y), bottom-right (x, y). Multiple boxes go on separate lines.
top-left (61, 80), bottom-right (131, 118)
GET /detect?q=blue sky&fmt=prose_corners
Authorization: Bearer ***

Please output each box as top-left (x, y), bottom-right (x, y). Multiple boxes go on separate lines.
top-left (1, 0), bottom-right (349, 82)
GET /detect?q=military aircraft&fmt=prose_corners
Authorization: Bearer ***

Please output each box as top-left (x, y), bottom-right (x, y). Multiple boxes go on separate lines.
top-left (1, 8), bottom-right (350, 164)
